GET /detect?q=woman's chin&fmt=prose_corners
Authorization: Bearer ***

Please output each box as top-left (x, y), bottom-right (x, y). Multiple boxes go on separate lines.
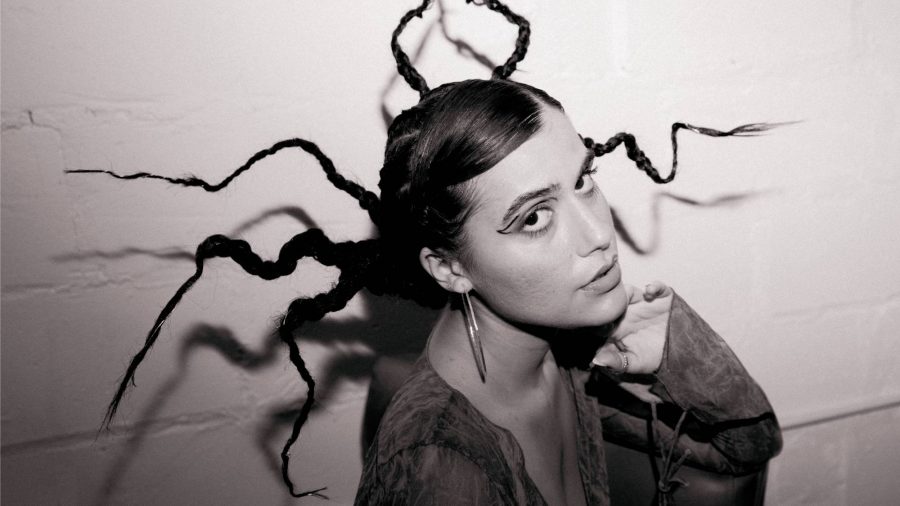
top-left (590, 281), bottom-right (628, 326)
top-left (558, 281), bottom-right (628, 330)
top-left (604, 281), bottom-right (628, 323)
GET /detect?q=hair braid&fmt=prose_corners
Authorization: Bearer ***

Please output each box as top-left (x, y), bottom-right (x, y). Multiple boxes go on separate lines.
top-left (66, 138), bottom-right (382, 225)
top-left (100, 230), bottom-right (379, 422)
top-left (73, 137), bottom-right (389, 497)
top-left (275, 242), bottom-right (379, 497)
top-left (584, 122), bottom-right (783, 184)
top-left (392, 0), bottom-right (434, 98)
top-left (100, 228), bottom-right (382, 498)
top-left (474, 0), bottom-right (531, 79)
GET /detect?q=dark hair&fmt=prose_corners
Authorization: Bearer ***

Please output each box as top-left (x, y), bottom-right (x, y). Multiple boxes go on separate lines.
top-left (68, 0), bottom-right (780, 497)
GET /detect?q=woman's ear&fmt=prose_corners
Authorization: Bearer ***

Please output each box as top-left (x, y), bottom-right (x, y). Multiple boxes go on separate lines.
top-left (419, 247), bottom-right (472, 294)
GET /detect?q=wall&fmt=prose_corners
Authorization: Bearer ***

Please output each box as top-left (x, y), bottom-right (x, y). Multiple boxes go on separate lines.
top-left (3, 1), bottom-right (899, 504)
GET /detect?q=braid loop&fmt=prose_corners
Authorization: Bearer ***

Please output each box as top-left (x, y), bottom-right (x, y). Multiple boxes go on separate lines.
top-left (391, 0), bottom-right (531, 98)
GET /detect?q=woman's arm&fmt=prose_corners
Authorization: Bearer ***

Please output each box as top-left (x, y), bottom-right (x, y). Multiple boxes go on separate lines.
top-left (589, 291), bottom-right (782, 474)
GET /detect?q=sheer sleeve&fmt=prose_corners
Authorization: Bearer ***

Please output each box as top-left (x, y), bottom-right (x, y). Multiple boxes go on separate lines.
top-left (590, 292), bottom-right (782, 475)
top-left (355, 444), bottom-right (502, 506)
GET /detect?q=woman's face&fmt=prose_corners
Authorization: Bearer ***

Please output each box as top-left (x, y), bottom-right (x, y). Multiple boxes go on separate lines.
top-left (457, 105), bottom-right (627, 330)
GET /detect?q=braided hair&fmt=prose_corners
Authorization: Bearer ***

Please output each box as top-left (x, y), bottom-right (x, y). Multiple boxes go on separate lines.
top-left (69, 0), bottom-right (778, 498)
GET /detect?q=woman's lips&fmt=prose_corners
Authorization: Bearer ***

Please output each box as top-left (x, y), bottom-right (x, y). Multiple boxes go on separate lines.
top-left (580, 258), bottom-right (621, 294)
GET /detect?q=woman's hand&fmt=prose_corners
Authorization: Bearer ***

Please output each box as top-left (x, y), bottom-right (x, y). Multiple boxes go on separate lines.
top-left (592, 281), bottom-right (673, 402)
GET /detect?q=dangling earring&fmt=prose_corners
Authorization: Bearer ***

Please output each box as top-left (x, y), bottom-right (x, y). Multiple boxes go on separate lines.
top-left (461, 291), bottom-right (487, 382)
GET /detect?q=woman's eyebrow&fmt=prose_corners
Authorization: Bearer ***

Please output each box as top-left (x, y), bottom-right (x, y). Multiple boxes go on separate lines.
top-left (500, 151), bottom-right (595, 225)
top-left (501, 184), bottom-right (560, 224)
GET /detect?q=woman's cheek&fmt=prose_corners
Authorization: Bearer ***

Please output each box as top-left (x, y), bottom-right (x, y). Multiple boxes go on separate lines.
top-left (496, 264), bottom-right (567, 318)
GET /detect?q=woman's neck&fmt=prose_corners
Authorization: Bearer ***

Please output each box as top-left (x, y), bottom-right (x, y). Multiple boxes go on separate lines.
top-left (427, 297), bottom-right (558, 403)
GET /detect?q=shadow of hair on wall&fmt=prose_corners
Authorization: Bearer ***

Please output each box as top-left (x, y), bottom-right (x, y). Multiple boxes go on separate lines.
top-left (67, 186), bottom-right (757, 501)
top-left (90, 290), bottom-right (435, 504)
top-left (77, 208), bottom-right (436, 503)
top-left (62, 200), bottom-right (434, 501)
top-left (69, 187), bottom-right (758, 501)
top-left (612, 191), bottom-right (761, 255)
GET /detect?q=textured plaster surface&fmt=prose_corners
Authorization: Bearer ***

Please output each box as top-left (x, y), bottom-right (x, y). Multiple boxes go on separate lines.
top-left (3, 1), bottom-right (899, 504)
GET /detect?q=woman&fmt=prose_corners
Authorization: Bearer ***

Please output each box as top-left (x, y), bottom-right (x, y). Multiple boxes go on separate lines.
top-left (79, 1), bottom-right (780, 503)
top-left (353, 78), bottom-right (781, 505)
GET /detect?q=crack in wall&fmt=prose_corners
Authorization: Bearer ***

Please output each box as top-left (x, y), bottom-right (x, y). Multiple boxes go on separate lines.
top-left (1, 409), bottom-right (243, 456)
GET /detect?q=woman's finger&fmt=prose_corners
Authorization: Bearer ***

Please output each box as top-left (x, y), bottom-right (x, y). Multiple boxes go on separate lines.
top-left (592, 344), bottom-right (633, 374)
top-left (643, 280), bottom-right (672, 301)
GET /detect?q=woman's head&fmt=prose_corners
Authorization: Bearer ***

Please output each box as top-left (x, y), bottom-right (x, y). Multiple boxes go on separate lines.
top-left (376, 79), bottom-right (564, 306)
top-left (377, 79), bottom-right (627, 327)
top-left (429, 104), bottom-right (626, 329)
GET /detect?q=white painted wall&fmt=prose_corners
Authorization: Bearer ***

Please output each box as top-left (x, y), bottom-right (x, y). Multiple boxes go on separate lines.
top-left (3, 1), bottom-right (899, 504)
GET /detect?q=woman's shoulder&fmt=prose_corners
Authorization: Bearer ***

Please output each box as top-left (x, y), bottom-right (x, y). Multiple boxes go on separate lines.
top-left (372, 355), bottom-right (455, 453)
top-left (368, 354), bottom-right (515, 474)
top-left (358, 355), bottom-right (524, 504)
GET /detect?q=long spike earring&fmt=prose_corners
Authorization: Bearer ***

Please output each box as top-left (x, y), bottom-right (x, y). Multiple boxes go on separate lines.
top-left (461, 291), bottom-right (487, 382)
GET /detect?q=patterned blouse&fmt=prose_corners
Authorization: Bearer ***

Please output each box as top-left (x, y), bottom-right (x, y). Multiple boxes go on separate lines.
top-left (355, 293), bottom-right (781, 505)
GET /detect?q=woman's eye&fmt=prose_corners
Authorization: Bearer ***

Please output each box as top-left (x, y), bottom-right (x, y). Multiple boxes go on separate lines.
top-left (575, 170), bottom-right (596, 193)
top-left (521, 208), bottom-right (553, 234)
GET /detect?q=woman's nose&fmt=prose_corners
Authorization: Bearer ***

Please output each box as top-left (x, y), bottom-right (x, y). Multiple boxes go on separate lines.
top-left (573, 200), bottom-right (613, 257)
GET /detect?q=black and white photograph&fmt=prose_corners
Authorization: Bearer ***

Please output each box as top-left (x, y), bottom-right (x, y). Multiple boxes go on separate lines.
top-left (2, 1), bottom-right (898, 504)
